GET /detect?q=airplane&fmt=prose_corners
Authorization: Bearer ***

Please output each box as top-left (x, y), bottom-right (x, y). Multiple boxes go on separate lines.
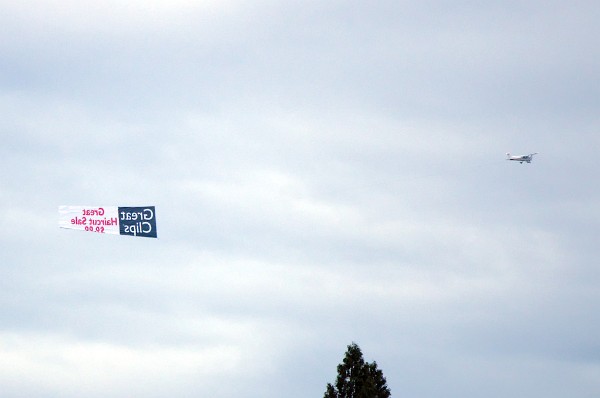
top-left (506, 152), bottom-right (538, 164)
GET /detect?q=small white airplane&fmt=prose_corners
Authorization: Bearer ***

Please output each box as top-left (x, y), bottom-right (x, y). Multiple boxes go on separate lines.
top-left (506, 152), bottom-right (538, 163)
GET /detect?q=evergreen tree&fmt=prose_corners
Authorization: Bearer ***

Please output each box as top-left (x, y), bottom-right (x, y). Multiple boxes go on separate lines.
top-left (324, 343), bottom-right (391, 398)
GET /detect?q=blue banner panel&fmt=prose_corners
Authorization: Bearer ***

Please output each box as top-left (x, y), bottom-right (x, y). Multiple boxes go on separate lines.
top-left (118, 206), bottom-right (157, 238)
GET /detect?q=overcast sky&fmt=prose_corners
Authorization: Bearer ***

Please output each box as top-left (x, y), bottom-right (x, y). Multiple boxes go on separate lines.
top-left (1, 1), bottom-right (600, 397)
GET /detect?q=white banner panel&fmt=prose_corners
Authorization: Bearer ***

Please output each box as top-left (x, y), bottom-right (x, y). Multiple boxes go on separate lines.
top-left (59, 206), bottom-right (120, 235)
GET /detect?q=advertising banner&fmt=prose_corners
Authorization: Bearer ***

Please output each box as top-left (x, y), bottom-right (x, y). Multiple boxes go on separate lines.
top-left (59, 206), bottom-right (157, 238)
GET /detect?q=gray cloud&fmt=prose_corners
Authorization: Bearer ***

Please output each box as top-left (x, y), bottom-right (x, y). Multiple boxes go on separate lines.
top-left (1, 1), bottom-right (600, 397)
